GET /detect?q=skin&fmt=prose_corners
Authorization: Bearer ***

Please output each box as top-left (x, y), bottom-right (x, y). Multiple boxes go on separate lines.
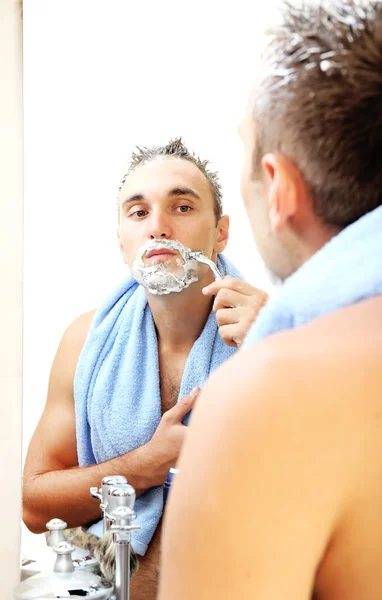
top-left (22, 156), bottom-right (267, 599)
top-left (158, 98), bottom-right (382, 598)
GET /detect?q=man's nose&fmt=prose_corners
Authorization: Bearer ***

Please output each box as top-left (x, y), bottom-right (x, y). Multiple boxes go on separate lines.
top-left (148, 212), bottom-right (173, 240)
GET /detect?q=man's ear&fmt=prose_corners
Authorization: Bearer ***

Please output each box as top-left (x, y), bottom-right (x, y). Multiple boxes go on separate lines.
top-left (214, 215), bottom-right (230, 254)
top-left (261, 154), bottom-right (298, 233)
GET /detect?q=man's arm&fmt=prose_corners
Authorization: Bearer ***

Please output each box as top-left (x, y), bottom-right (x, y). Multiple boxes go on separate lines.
top-left (23, 311), bottom-right (199, 534)
top-left (158, 330), bottom-right (357, 600)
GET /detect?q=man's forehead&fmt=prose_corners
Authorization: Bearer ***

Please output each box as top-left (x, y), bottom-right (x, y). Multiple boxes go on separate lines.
top-left (119, 157), bottom-right (211, 201)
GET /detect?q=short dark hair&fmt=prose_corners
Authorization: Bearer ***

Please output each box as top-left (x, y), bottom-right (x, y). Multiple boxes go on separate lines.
top-left (252, 0), bottom-right (382, 228)
top-left (118, 137), bottom-right (223, 223)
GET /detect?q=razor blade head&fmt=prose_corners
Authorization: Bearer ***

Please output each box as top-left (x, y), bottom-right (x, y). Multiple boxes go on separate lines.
top-left (188, 251), bottom-right (222, 280)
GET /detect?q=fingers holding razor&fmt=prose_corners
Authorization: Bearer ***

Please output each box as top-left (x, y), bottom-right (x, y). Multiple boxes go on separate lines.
top-left (202, 277), bottom-right (269, 347)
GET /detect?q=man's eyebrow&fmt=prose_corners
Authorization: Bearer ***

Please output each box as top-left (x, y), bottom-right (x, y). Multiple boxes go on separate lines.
top-left (168, 187), bottom-right (201, 200)
top-left (121, 193), bottom-right (145, 207)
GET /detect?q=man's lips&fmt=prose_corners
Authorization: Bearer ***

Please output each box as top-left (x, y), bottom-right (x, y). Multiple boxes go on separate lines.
top-left (145, 249), bottom-right (177, 259)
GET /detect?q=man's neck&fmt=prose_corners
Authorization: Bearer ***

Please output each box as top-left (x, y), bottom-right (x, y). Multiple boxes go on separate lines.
top-left (146, 272), bottom-right (215, 352)
top-left (292, 220), bottom-right (342, 274)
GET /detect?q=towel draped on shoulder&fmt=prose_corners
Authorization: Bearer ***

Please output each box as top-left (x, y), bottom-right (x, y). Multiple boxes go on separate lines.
top-left (74, 254), bottom-right (243, 555)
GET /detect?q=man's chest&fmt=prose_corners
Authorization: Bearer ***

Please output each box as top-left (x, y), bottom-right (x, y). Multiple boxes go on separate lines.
top-left (158, 351), bottom-right (188, 414)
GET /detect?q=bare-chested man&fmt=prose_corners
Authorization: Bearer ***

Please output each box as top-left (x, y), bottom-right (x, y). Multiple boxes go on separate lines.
top-left (159, 3), bottom-right (382, 599)
top-left (22, 138), bottom-right (267, 599)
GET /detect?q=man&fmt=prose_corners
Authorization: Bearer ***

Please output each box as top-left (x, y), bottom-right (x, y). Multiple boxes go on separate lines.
top-left (159, 2), bottom-right (382, 599)
top-left (22, 138), bottom-right (267, 599)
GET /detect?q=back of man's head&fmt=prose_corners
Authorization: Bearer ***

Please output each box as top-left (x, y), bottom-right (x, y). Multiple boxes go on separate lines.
top-left (252, 0), bottom-right (382, 228)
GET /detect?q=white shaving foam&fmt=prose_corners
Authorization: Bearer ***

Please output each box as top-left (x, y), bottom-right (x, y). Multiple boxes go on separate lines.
top-left (131, 239), bottom-right (200, 295)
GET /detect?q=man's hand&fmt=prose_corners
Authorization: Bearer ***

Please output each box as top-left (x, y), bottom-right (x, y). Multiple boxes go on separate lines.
top-left (144, 387), bottom-right (200, 486)
top-left (202, 277), bottom-right (268, 348)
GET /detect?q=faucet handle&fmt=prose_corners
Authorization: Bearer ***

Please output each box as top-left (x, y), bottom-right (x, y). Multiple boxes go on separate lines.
top-left (101, 475), bottom-right (128, 505)
top-left (90, 486), bottom-right (102, 501)
top-left (46, 518), bottom-right (67, 547)
top-left (52, 541), bottom-right (75, 574)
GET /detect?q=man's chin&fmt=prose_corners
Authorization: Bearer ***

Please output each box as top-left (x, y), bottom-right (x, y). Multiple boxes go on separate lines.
top-left (137, 266), bottom-right (199, 296)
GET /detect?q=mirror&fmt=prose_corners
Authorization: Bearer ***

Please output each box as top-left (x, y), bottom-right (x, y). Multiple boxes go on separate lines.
top-left (22, 0), bottom-right (278, 570)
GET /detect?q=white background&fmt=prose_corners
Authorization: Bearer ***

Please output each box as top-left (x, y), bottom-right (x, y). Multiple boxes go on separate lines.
top-left (22, 0), bottom-right (281, 558)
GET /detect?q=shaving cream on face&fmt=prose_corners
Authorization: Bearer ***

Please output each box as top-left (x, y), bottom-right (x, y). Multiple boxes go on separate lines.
top-left (131, 239), bottom-right (200, 295)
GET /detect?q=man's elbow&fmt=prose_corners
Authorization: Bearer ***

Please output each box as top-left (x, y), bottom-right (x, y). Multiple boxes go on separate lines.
top-left (22, 483), bottom-right (49, 534)
top-left (22, 506), bottom-right (47, 534)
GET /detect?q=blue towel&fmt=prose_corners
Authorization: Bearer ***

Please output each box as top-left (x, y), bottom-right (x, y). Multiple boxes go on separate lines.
top-left (74, 254), bottom-right (242, 555)
top-left (243, 205), bottom-right (382, 346)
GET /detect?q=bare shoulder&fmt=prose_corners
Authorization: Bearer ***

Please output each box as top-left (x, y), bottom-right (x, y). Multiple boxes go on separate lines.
top-left (61, 308), bottom-right (97, 353)
top-left (280, 295), bottom-right (382, 407)
top-left (190, 295), bottom-right (382, 479)
top-left (294, 294), bottom-right (382, 359)
top-left (47, 308), bottom-right (97, 397)
top-left (209, 295), bottom-right (382, 409)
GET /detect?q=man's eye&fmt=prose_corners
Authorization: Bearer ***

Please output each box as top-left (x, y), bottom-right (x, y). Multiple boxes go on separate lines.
top-left (131, 209), bottom-right (147, 218)
top-left (177, 205), bottom-right (192, 213)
